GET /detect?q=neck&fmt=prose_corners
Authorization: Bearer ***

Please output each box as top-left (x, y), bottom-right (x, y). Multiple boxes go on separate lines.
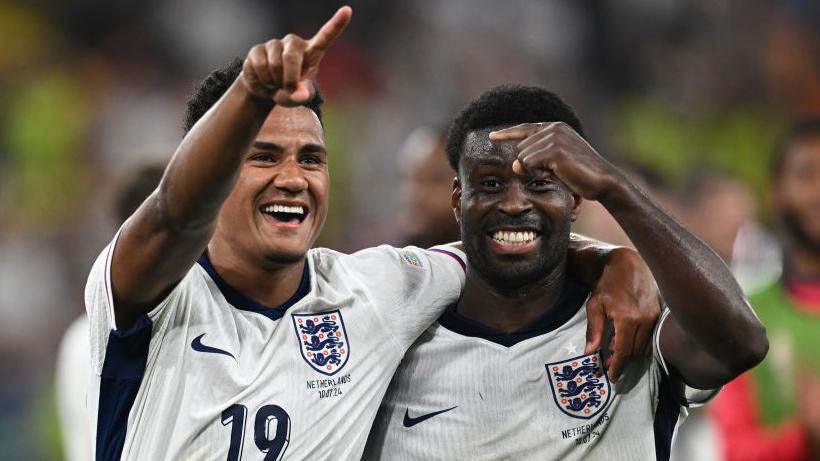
top-left (207, 240), bottom-right (306, 308)
top-left (786, 245), bottom-right (820, 280)
top-left (456, 257), bottom-right (567, 333)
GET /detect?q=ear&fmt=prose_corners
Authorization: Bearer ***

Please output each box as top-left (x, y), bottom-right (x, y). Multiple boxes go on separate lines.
top-left (451, 176), bottom-right (462, 225)
top-left (570, 193), bottom-right (582, 222)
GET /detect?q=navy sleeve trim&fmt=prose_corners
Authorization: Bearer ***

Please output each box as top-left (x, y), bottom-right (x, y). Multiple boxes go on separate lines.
top-left (96, 314), bottom-right (152, 460)
top-left (653, 371), bottom-right (681, 461)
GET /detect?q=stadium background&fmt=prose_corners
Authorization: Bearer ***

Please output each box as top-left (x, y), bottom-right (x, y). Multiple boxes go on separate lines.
top-left (0, 0), bottom-right (818, 459)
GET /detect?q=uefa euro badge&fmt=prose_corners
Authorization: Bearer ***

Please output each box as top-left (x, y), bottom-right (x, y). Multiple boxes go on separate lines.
top-left (545, 353), bottom-right (611, 419)
top-left (401, 251), bottom-right (423, 268)
top-left (292, 310), bottom-right (350, 376)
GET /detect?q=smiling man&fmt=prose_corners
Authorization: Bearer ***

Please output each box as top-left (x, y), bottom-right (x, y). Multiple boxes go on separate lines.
top-left (365, 86), bottom-right (769, 461)
top-left (84, 9), bottom-right (661, 461)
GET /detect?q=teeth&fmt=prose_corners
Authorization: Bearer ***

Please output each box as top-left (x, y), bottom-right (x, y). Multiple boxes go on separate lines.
top-left (491, 231), bottom-right (537, 245)
top-left (263, 205), bottom-right (305, 215)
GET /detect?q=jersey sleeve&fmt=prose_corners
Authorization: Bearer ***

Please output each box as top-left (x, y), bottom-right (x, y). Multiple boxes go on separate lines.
top-left (84, 230), bottom-right (193, 376)
top-left (345, 244), bottom-right (466, 350)
top-left (652, 307), bottom-right (721, 407)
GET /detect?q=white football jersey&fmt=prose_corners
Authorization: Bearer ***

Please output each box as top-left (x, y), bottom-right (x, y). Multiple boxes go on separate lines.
top-left (364, 279), bottom-right (717, 461)
top-left (85, 232), bottom-right (466, 461)
top-left (56, 315), bottom-right (92, 461)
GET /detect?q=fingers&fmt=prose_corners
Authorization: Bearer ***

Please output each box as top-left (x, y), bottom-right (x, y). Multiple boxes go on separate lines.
top-left (264, 40), bottom-right (283, 89)
top-left (242, 6), bottom-right (351, 101)
top-left (281, 35), bottom-right (306, 92)
top-left (516, 135), bottom-right (561, 175)
top-left (584, 298), bottom-right (606, 355)
top-left (488, 123), bottom-right (543, 142)
top-left (308, 6), bottom-right (353, 53)
top-left (633, 321), bottom-right (654, 357)
top-left (608, 318), bottom-right (637, 381)
top-left (248, 44), bottom-right (274, 87)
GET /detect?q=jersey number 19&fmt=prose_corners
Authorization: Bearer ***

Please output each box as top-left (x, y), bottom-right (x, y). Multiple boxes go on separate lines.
top-left (221, 404), bottom-right (290, 461)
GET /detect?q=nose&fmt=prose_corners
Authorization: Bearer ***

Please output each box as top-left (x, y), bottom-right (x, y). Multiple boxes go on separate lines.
top-left (273, 158), bottom-right (308, 194)
top-left (498, 182), bottom-right (532, 216)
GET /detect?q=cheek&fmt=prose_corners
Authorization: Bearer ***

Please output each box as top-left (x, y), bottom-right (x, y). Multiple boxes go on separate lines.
top-left (540, 191), bottom-right (574, 215)
top-left (223, 169), bottom-right (269, 218)
top-left (309, 174), bottom-right (330, 216)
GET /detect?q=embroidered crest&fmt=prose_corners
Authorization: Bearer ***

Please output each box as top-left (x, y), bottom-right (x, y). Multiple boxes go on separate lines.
top-left (545, 353), bottom-right (611, 419)
top-left (292, 310), bottom-right (349, 376)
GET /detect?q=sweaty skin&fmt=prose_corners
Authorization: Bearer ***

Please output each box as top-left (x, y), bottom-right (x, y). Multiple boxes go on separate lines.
top-left (105, 6), bottom-right (658, 374)
top-left (448, 121), bottom-right (768, 389)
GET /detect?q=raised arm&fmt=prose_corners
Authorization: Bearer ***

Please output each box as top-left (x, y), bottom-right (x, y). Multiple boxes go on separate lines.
top-left (491, 122), bottom-right (768, 389)
top-left (109, 7), bottom-right (352, 329)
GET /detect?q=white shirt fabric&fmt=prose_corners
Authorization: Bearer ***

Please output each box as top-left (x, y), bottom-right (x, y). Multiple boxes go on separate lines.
top-left (364, 280), bottom-right (717, 461)
top-left (56, 315), bottom-right (93, 461)
top-left (85, 233), bottom-right (466, 461)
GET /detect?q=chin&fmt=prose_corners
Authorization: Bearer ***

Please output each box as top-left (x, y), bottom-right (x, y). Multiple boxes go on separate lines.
top-left (263, 247), bottom-right (309, 264)
top-left (483, 262), bottom-right (547, 288)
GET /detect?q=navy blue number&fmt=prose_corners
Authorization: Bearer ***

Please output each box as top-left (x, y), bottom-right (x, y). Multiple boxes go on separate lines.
top-left (221, 404), bottom-right (290, 461)
top-left (254, 405), bottom-right (291, 461)
top-left (221, 404), bottom-right (248, 461)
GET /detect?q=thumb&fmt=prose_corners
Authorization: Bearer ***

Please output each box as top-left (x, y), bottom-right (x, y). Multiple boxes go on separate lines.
top-left (290, 80), bottom-right (313, 103)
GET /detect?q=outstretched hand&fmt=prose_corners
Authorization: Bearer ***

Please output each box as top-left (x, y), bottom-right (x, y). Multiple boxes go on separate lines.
top-left (240, 6), bottom-right (352, 106)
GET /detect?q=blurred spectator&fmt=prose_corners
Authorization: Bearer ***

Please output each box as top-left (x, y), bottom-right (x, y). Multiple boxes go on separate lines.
top-left (681, 171), bottom-right (756, 263)
top-left (680, 170), bottom-right (782, 292)
top-left (396, 127), bottom-right (460, 248)
top-left (711, 118), bottom-right (820, 460)
top-left (55, 164), bottom-right (164, 461)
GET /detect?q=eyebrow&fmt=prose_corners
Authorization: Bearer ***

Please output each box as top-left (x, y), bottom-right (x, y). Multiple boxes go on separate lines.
top-left (251, 141), bottom-right (326, 154)
top-left (252, 141), bottom-right (283, 152)
top-left (300, 143), bottom-right (326, 154)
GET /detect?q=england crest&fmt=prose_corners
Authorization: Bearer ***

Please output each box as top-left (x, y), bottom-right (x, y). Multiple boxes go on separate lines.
top-left (292, 310), bottom-right (349, 376)
top-left (545, 353), bottom-right (611, 419)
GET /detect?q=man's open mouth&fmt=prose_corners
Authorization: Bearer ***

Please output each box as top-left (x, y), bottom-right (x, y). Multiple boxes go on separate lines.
top-left (260, 204), bottom-right (309, 225)
top-left (490, 230), bottom-right (539, 246)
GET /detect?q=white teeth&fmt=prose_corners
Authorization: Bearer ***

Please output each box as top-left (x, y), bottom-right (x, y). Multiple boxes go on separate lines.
top-left (263, 204), bottom-right (305, 215)
top-left (491, 230), bottom-right (537, 245)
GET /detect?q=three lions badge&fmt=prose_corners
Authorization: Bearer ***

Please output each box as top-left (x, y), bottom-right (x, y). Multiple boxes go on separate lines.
top-left (292, 310), bottom-right (349, 376)
top-left (545, 353), bottom-right (611, 419)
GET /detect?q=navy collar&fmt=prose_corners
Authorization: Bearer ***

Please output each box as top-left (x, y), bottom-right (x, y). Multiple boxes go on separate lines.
top-left (196, 252), bottom-right (310, 320)
top-left (438, 277), bottom-right (589, 347)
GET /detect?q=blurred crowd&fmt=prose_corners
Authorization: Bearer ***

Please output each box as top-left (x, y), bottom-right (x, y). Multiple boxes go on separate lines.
top-left (1, 0), bottom-right (820, 459)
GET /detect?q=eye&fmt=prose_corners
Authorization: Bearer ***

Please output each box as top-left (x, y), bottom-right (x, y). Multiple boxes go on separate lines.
top-left (480, 179), bottom-right (502, 191)
top-left (301, 155), bottom-right (323, 165)
top-left (250, 153), bottom-right (275, 163)
top-left (528, 178), bottom-right (555, 191)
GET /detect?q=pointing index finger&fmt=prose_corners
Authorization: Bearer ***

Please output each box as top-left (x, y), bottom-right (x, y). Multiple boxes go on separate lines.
top-left (488, 123), bottom-right (543, 142)
top-left (308, 6), bottom-right (353, 53)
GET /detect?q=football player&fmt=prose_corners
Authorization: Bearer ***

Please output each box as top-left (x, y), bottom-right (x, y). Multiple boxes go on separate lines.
top-left (86, 8), bottom-right (659, 460)
top-left (365, 85), bottom-right (769, 461)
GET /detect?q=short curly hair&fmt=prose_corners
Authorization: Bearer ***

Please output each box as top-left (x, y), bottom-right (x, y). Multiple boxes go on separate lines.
top-left (445, 85), bottom-right (584, 172)
top-left (183, 57), bottom-right (325, 135)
